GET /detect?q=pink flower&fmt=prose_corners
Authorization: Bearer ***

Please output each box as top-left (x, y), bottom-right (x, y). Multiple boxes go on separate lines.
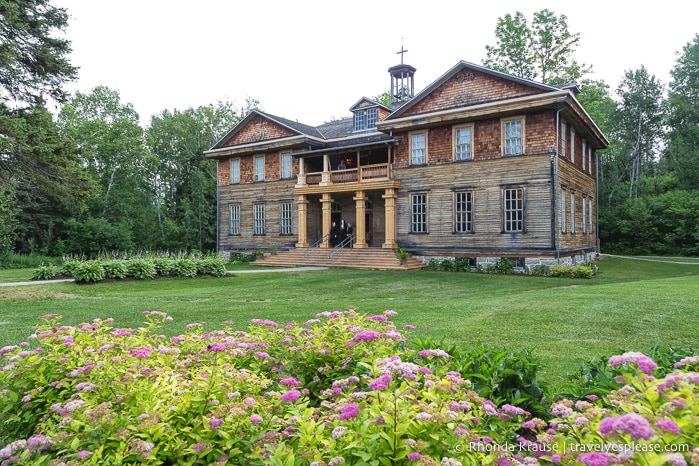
top-left (339, 403), bottom-right (359, 420)
top-left (368, 374), bottom-right (392, 391)
top-left (210, 418), bottom-right (224, 430)
top-left (577, 452), bottom-right (616, 466)
top-left (599, 413), bottom-right (654, 440)
top-left (76, 450), bottom-right (90, 458)
top-left (608, 352), bottom-right (657, 375)
top-left (408, 452), bottom-right (422, 461)
top-left (207, 343), bottom-right (226, 352)
top-left (280, 390), bottom-right (301, 403)
top-left (279, 377), bottom-right (302, 387)
top-left (656, 419), bottom-right (680, 435)
top-left (351, 330), bottom-right (381, 342)
top-left (366, 315), bottom-right (387, 322)
top-left (250, 414), bottom-right (263, 425)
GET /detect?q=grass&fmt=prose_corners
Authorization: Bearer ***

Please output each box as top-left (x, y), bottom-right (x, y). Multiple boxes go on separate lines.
top-left (1, 256), bottom-right (697, 390)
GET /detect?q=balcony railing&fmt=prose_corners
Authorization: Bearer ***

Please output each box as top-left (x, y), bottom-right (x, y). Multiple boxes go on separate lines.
top-left (297, 163), bottom-right (391, 187)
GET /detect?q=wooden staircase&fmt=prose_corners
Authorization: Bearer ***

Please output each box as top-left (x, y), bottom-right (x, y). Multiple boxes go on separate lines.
top-left (252, 248), bottom-right (426, 270)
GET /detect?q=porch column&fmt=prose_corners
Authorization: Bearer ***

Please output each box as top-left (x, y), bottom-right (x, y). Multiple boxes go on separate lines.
top-left (319, 154), bottom-right (332, 186)
top-left (353, 190), bottom-right (367, 249)
top-left (382, 188), bottom-right (397, 248)
top-left (295, 194), bottom-right (309, 248)
top-left (320, 192), bottom-right (333, 248)
top-left (295, 157), bottom-right (307, 188)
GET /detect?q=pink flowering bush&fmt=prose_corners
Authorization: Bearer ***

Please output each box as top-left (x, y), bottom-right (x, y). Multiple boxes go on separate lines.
top-left (1, 311), bottom-right (698, 465)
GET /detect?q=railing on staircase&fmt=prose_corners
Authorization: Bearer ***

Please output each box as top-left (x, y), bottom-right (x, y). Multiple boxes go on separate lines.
top-left (330, 234), bottom-right (355, 265)
top-left (303, 234), bottom-right (329, 259)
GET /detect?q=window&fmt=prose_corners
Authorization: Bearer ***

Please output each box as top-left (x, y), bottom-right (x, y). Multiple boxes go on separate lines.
top-left (281, 202), bottom-right (292, 235)
top-left (588, 198), bottom-right (593, 234)
top-left (588, 147), bottom-right (593, 174)
top-left (503, 118), bottom-right (524, 155)
top-left (582, 195), bottom-right (587, 234)
top-left (254, 155), bottom-right (265, 181)
top-left (570, 192), bottom-right (576, 233)
top-left (281, 153), bottom-right (292, 179)
top-left (453, 125), bottom-right (473, 161)
top-left (504, 188), bottom-right (524, 232)
top-left (353, 107), bottom-right (379, 131)
top-left (454, 191), bottom-right (473, 233)
top-left (561, 188), bottom-right (567, 233)
top-left (253, 203), bottom-right (265, 235)
top-left (230, 159), bottom-right (240, 184)
top-left (410, 193), bottom-right (427, 233)
top-left (570, 128), bottom-right (575, 164)
top-left (229, 205), bottom-right (240, 235)
top-left (561, 121), bottom-right (567, 158)
top-left (410, 132), bottom-right (427, 165)
top-left (582, 140), bottom-right (587, 171)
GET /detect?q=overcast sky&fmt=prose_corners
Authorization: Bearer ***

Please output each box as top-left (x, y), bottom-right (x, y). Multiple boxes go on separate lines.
top-left (53, 0), bottom-right (697, 127)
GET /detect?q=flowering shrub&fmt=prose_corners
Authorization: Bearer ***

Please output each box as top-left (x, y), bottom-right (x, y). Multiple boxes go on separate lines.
top-left (1, 313), bottom-right (698, 465)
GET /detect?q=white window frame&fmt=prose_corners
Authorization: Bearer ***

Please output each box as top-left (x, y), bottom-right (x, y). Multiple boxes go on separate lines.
top-left (582, 140), bottom-right (587, 171)
top-left (410, 193), bottom-right (428, 233)
top-left (588, 147), bottom-right (593, 174)
top-left (503, 117), bottom-right (524, 156)
top-left (230, 158), bottom-right (240, 184)
top-left (281, 153), bottom-right (292, 179)
top-left (561, 121), bottom-right (567, 159)
top-left (454, 191), bottom-right (473, 233)
top-left (229, 204), bottom-right (240, 235)
top-left (582, 195), bottom-right (587, 234)
top-left (570, 128), bottom-right (575, 164)
top-left (409, 131), bottom-right (427, 165)
top-left (588, 198), bottom-right (593, 234)
top-left (367, 108), bottom-right (378, 129)
top-left (503, 187), bottom-right (524, 233)
top-left (353, 107), bottom-right (379, 131)
top-left (254, 155), bottom-right (265, 182)
top-left (561, 188), bottom-right (567, 233)
top-left (280, 202), bottom-right (292, 235)
top-left (570, 192), bottom-right (576, 233)
top-left (253, 203), bottom-right (265, 235)
top-left (453, 124), bottom-right (473, 161)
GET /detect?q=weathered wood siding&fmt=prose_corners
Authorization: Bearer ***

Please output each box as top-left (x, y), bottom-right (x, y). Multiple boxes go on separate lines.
top-left (222, 114), bottom-right (297, 147)
top-left (394, 154), bottom-right (554, 252)
top-left (558, 159), bottom-right (597, 250)
top-left (402, 70), bottom-right (544, 117)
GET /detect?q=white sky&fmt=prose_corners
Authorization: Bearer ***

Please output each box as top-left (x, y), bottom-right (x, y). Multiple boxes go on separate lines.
top-left (54, 0), bottom-right (698, 127)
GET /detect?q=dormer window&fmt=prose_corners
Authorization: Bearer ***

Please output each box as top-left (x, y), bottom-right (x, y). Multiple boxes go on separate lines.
top-left (354, 107), bottom-right (378, 131)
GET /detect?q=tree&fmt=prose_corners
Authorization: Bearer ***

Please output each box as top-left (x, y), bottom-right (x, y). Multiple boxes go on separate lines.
top-left (146, 100), bottom-right (251, 250)
top-left (484, 9), bottom-right (591, 85)
top-left (609, 67), bottom-right (665, 199)
top-left (57, 86), bottom-right (154, 254)
top-left (664, 34), bottom-right (699, 191)
top-left (0, 0), bottom-right (77, 106)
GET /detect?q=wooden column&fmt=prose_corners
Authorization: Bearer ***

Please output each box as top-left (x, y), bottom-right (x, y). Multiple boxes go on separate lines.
top-left (353, 190), bottom-right (367, 248)
top-left (320, 154), bottom-right (332, 186)
top-left (382, 188), bottom-right (397, 248)
top-left (295, 194), bottom-right (309, 248)
top-left (320, 192), bottom-right (333, 248)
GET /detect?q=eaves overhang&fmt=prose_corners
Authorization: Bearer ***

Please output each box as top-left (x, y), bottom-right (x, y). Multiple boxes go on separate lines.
top-left (204, 135), bottom-right (324, 159)
top-left (291, 138), bottom-right (397, 157)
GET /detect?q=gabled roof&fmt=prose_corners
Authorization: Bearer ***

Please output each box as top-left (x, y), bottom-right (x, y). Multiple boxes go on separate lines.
top-left (349, 97), bottom-right (391, 113)
top-left (384, 60), bottom-right (561, 120)
top-left (209, 109), bottom-right (324, 150)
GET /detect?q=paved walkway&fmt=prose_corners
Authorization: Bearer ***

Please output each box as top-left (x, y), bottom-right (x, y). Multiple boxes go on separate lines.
top-left (0, 266), bottom-right (329, 287)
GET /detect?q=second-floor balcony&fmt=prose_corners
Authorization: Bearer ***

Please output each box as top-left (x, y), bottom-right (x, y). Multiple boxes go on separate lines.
top-left (296, 163), bottom-right (392, 187)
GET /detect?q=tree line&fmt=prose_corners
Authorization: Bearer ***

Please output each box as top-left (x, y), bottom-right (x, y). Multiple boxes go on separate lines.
top-left (1, 3), bottom-right (697, 259)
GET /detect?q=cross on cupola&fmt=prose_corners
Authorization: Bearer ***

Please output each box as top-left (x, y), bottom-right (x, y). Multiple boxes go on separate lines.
top-left (388, 44), bottom-right (416, 105)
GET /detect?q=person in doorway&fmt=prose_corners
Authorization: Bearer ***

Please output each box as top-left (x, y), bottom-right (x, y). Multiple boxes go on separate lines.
top-left (346, 222), bottom-right (354, 248)
top-left (337, 160), bottom-right (346, 170)
top-left (330, 221), bottom-right (339, 246)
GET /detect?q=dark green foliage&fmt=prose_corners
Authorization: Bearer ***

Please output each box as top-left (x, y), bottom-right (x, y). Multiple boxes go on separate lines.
top-left (102, 260), bottom-right (127, 279)
top-left (231, 252), bottom-right (260, 263)
top-left (486, 258), bottom-right (514, 274)
top-left (549, 264), bottom-right (595, 278)
top-left (197, 255), bottom-right (227, 277)
top-left (32, 263), bottom-right (59, 280)
top-left (152, 257), bottom-right (174, 276)
top-left (125, 258), bottom-right (156, 280)
top-left (410, 337), bottom-right (548, 418)
top-left (60, 217), bottom-right (134, 257)
top-left (172, 257), bottom-right (197, 278)
top-left (71, 260), bottom-right (105, 283)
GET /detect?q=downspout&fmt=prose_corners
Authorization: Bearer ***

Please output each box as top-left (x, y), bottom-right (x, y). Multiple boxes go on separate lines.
top-left (554, 109), bottom-right (563, 262)
top-left (215, 161), bottom-right (220, 253)
top-left (595, 151), bottom-right (600, 256)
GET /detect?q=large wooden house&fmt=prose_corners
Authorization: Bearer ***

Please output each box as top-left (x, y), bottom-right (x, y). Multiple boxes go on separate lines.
top-left (205, 59), bottom-right (608, 269)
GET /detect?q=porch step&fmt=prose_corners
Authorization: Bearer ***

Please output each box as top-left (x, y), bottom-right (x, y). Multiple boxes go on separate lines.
top-left (251, 248), bottom-right (425, 270)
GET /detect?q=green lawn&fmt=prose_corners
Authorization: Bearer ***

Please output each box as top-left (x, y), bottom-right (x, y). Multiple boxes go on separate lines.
top-left (1, 256), bottom-right (697, 389)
